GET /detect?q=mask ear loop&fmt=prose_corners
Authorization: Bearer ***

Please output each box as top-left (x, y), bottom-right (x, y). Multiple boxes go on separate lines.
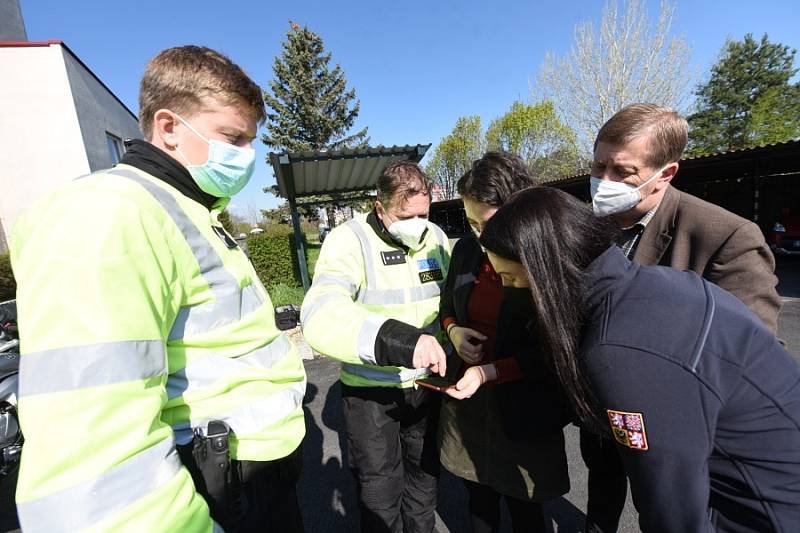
top-left (171, 111), bottom-right (209, 168)
top-left (173, 112), bottom-right (211, 143)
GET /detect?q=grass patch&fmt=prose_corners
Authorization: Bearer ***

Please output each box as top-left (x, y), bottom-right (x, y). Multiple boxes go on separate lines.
top-left (268, 283), bottom-right (307, 307)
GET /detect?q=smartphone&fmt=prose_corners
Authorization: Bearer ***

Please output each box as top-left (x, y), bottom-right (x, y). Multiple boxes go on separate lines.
top-left (415, 375), bottom-right (457, 392)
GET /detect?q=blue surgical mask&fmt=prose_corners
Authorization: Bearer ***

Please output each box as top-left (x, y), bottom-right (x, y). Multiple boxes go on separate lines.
top-left (174, 113), bottom-right (255, 198)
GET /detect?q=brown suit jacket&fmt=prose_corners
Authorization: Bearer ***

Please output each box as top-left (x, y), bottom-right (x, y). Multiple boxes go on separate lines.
top-left (634, 185), bottom-right (781, 333)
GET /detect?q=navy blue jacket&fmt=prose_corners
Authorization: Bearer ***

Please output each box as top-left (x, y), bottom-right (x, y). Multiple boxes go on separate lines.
top-left (582, 246), bottom-right (800, 532)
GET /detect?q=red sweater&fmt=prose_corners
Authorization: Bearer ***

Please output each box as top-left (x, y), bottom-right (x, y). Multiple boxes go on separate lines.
top-left (443, 257), bottom-right (523, 383)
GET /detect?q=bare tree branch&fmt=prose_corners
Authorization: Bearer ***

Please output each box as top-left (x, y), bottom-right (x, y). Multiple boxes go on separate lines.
top-left (535, 0), bottom-right (691, 154)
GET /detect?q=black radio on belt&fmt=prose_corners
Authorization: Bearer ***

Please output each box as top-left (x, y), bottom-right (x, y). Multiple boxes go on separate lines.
top-left (380, 250), bottom-right (406, 265)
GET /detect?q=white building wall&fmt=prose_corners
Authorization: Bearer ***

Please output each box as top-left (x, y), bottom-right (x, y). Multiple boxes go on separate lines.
top-left (0, 43), bottom-right (89, 250)
top-left (62, 49), bottom-right (140, 171)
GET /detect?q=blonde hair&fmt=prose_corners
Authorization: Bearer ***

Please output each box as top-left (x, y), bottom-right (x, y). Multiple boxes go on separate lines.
top-left (138, 45), bottom-right (265, 139)
top-left (595, 104), bottom-right (688, 168)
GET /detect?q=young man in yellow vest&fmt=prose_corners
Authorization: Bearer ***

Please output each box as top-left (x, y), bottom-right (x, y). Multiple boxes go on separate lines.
top-left (11, 46), bottom-right (306, 532)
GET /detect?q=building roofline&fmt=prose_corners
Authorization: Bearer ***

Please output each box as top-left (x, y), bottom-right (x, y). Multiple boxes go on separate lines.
top-left (0, 39), bottom-right (138, 123)
top-left (0, 39), bottom-right (63, 47)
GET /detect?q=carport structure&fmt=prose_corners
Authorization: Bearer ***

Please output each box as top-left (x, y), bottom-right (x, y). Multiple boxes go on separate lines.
top-left (268, 144), bottom-right (430, 290)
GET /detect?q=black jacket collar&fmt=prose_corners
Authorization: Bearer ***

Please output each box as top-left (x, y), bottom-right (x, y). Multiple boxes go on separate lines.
top-left (119, 139), bottom-right (218, 210)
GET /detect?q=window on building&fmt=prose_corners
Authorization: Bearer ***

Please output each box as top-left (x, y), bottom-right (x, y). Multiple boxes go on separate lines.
top-left (106, 132), bottom-right (124, 165)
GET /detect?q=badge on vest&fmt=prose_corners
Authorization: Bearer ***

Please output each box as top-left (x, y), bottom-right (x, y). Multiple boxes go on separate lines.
top-left (212, 226), bottom-right (239, 249)
top-left (417, 258), bottom-right (443, 283)
top-left (607, 409), bottom-right (649, 451)
top-left (381, 250), bottom-right (406, 266)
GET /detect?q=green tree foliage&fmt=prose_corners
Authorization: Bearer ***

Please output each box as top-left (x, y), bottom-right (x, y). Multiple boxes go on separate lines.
top-left (688, 34), bottom-right (800, 154)
top-left (261, 202), bottom-right (293, 225)
top-left (263, 22), bottom-right (371, 225)
top-left (425, 116), bottom-right (484, 200)
top-left (0, 253), bottom-right (15, 302)
top-left (218, 210), bottom-right (252, 237)
top-left (486, 101), bottom-right (583, 181)
top-left (263, 22), bottom-right (368, 151)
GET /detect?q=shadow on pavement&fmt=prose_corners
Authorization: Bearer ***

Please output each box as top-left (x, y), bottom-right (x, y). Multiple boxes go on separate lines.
top-left (299, 379), bottom-right (359, 532)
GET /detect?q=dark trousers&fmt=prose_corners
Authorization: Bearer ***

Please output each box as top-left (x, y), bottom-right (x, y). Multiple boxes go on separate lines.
top-left (178, 441), bottom-right (304, 533)
top-left (579, 429), bottom-right (628, 533)
top-left (0, 466), bottom-right (19, 533)
top-left (463, 479), bottom-right (546, 533)
top-left (342, 384), bottom-right (440, 533)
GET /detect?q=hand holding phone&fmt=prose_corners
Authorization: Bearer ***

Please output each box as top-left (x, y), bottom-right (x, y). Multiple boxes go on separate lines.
top-left (415, 375), bottom-right (456, 392)
top-left (442, 364), bottom-right (497, 400)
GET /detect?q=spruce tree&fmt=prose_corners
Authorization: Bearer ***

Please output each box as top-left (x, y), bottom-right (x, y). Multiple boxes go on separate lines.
top-left (263, 22), bottom-right (369, 151)
top-left (688, 34), bottom-right (800, 155)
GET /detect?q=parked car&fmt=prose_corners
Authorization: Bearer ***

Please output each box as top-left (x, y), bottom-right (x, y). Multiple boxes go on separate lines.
top-left (768, 209), bottom-right (800, 255)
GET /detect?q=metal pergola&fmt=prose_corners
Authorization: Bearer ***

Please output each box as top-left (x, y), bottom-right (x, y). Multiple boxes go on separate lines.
top-left (268, 144), bottom-right (430, 290)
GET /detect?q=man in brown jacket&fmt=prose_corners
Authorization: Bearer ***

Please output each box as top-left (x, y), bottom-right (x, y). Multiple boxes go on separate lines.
top-left (581, 103), bottom-right (781, 533)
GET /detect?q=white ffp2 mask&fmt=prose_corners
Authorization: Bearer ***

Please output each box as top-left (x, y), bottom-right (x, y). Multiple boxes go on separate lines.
top-left (589, 165), bottom-right (667, 217)
top-left (388, 217), bottom-right (428, 249)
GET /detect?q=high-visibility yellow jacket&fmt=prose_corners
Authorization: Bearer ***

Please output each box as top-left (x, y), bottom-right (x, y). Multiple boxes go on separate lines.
top-left (10, 165), bottom-right (306, 532)
top-left (301, 211), bottom-right (450, 388)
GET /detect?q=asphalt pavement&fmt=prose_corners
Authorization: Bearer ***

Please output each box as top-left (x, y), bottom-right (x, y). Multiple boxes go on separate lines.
top-left (776, 256), bottom-right (800, 360)
top-left (298, 356), bottom-right (638, 533)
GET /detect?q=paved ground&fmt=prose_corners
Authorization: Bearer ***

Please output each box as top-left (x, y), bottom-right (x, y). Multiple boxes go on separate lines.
top-left (298, 356), bottom-right (637, 533)
top-left (297, 257), bottom-right (799, 532)
top-left (776, 256), bottom-right (800, 360)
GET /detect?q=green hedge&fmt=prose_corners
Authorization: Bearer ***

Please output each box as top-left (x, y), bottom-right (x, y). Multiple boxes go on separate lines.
top-left (247, 227), bottom-right (307, 288)
top-left (0, 253), bottom-right (15, 302)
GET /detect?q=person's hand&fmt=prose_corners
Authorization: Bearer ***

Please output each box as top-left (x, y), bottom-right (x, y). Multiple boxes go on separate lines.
top-left (445, 363), bottom-right (497, 400)
top-left (448, 326), bottom-right (487, 364)
top-left (411, 334), bottom-right (447, 376)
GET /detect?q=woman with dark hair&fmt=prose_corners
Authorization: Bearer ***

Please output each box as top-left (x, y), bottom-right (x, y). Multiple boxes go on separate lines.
top-left (476, 186), bottom-right (800, 532)
top-left (437, 152), bottom-right (570, 533)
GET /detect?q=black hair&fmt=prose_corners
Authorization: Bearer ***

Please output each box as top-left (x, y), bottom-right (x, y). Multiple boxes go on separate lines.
top-left (457, 151), bottom-right (537, 207)
top-left (480, 187), bottom-right (618, 427)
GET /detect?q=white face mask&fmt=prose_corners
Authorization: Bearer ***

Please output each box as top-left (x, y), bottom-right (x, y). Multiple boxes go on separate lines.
top-left (589, 165), bottom-right (668, 217)
top-left (387, 216), bottom-right (428, 249)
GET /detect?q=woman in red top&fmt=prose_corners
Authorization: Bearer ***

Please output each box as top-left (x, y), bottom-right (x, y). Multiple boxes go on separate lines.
top-left (438, 152), bottom-right (570, 533)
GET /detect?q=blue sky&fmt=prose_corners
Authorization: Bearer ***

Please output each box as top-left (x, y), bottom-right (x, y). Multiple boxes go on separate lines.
top-left (20, 0), bottom-right (800, 218)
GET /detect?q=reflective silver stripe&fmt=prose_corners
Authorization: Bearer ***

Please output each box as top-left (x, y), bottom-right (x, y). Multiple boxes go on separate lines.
top-left (410, 283), bottom-right (441, 302)
top-left (19, 340), bottom-right (166, 397)
top-left (342, 363), bottom-right (430, 384)
top-left (167, 335), bottom-right (293, 400)
top-left (345, 220), bottom-right (377, 302)
top-left (108, 169), bottom-right (265, 339)
top-left (18, 437), bottom-right (182, 532)
top-left (356, 314), bottom-right (387, 364)
top-left (168, 282), bottom-right (263, 341)
top-left (310, 273), bottom-right (357, 297)
top-left (361, 288), bottom-right (406, 305)
top-left (300, 293), bottom-right (343, 325)
top-left (172, 379), bottom-right (306, 443)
